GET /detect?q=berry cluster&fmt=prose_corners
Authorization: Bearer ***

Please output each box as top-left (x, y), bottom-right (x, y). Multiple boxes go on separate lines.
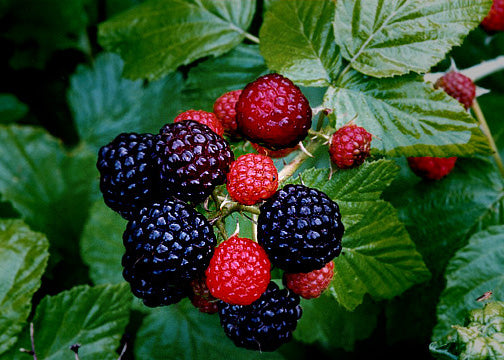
top-left (97, 73), bottom-right (352, 352)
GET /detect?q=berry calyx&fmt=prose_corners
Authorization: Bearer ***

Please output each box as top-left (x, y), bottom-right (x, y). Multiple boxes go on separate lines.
top-left (407, 156), bottom-right (458, 180)
top-left (174, 109), bottom-right (224, 137)
top-left (218, 282), bottom-right (302, 352)
top-left (122, 198), bottom-right (216, 307)
top-left (236, 73), bottom-right (312, 150)
top-left (258, 184), bottom-right (344, 273)
top-left (97, 132), bottom-right (158, 220)
top-left (226, 153), bottom-right (278, 205)
top-left (329, 123), bottom-right (372, 169)
top-left (284, 261), bottom-right (334, 299)
top-left (481, 0), bottom-right (504, 32)
top-left (190, 276), bottom-right (219, 314)
top-left (251, 142), bottom-right (299, 158)
top-left (205, 235), bottom-right (271, 306)
top-left (157, 120), bottom-right (234, 204)
top-left (213, 90), bottom-right (242, 136)
top-left (434, 71), bottom-right (476, 110)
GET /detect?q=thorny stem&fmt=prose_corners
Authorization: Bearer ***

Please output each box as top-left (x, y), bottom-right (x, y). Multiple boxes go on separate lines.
top-left (472, 99), bottom-right (504, 177)
top-left (278, 139), bottom-right (322, 185)
top-left (19, 323), bottom-right (37, 360)
top-left (425, 56), bottom-right (504, 83)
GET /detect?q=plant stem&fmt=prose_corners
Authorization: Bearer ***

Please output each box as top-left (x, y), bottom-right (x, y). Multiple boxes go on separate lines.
top-left (244, 32), bottom-right (260, 44)
top-left (278, 140), bottom-right (322, 184)
top-left (472, 99), bottom-right (504, 177)
top-left (425, 56), bottom-right (504, 83)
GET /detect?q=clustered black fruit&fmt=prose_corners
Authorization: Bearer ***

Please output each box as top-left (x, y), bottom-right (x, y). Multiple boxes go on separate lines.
top-left (218, 282), bottom-right (302, 352)
top-left (96, 120), bottom-right (234, 219)
top-left (157, 121), bottom-right (234, 204)
top-left (258, 184), bottom-right (344, 273)
top-left (122, 199), bottom-right (216, 307)
top-left (97, 132), bottom-right (158, 220)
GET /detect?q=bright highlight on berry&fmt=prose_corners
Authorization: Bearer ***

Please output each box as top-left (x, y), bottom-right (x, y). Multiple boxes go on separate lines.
top-left (236, 73), bottom-right (312, 150)
top-left (205, 235), bottom-right (271, 305)
top-left (226, 153), bottom-right (278, 205)
top-left (218, 282), bottom-right (302, 352)
top-left (258, 184), bottom-right (344, 273)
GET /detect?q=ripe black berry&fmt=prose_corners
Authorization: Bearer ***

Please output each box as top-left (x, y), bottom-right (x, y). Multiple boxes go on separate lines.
top-left (258, 184), bottom-right (344, 273)
top-left (218, 282), bottom-right (302, 352)
top-left (156, 120), bottom-right (234, 204)
top-left (122, 198), bottom-right (217, 307)
top-left (97, 132), bottom-right (158, 220)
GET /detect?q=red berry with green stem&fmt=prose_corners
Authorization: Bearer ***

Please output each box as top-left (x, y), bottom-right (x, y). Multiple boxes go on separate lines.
top-left (434, 71), bottom-right (476, 110)
top-left (329, 123), bottom-right (372, 169)
top-left (205, 235), bottom-right (271, 305)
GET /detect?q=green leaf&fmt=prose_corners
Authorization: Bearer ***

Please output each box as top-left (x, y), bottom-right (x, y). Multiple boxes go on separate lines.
top-left (182, 44), bottom-right (268, 111)
top-left (80, 200), bottom-right (126, 285)
top-left (294, 295), bottom-right (380, 351)
top-left (324, 71), bottom-right (491, 157)
top-left (333, 0), bottom-right (492, 77)
top-left (135, 299), bottom-right (284, 359)
top-left (0, 126), bottom-right (97, 257)
top-left (433, 226), bottom-right (504, 341)
top-left (389, 157), bottom-right (504, 275)
top-left (259, 0), bottom-right (343, 87)
top-left (0, 94), bottom-right (28, 124)
top-left (2, 0), bottom-right (90, 68)
top-left (289, 161), bottom-right (430, 310)
top-left (68, 52), bottom-right (184, 151)
top-left (0, 220), bottom-right (49, 356)
top-left (98, 0), bottom-right (257, 80)
top-left (7, 283), bottom-right (131, 360)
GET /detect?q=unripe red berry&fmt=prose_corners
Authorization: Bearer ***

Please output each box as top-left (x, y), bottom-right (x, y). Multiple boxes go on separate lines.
top-left (205, 236), bottom-right (271, 305)
top-left (329, 124), bottom-right (372, 169)
top-left (407, 156), bottom-right (457, 180)
top-left (434, 71), bottom-right (476, 110)
top-left (174, 109), bottom-right (224, 137)
top-left (226, 153), bottom-right (278, 205)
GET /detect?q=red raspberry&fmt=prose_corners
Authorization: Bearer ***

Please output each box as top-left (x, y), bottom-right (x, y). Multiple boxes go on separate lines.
top-left (226, 153), bottom-right (278, 205)
top-left (236, 73), bottom-right (312, 150)
top-left (481, 0), bottom-right (504, 32)
top-left (434, 71), bottom-right (476, 110)
top-left (407, 156), bottom-right (457, 180)
top-left (284, 261), bottom-right (334, 299)
top-left (329, 124), bottom-right (372, 169)
top-left (251, 142), bottom-right (299, 158)
top-left (174, 110), bottom-right (224, 137)
top-left (205, 236), bottom-right (271, 305)
top-left (190, 277), bottom-right (218, 314)
top-left (213, 90), bottom-right (242, 135)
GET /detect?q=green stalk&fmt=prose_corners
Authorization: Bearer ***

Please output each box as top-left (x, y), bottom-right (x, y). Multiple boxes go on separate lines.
top-left (472, 99), bottom-right (504, 177)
